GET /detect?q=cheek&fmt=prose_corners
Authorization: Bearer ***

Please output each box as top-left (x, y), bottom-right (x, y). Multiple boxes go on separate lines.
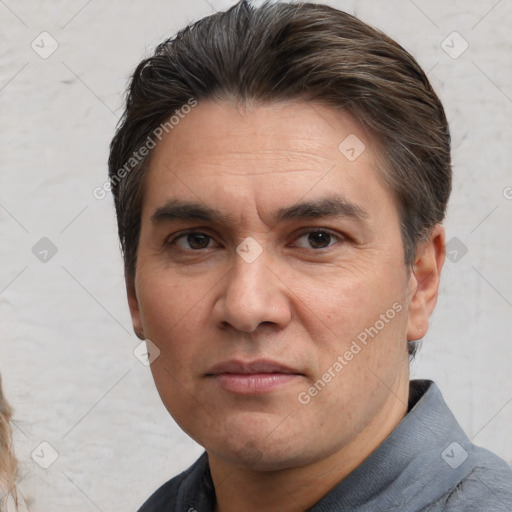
top-left (138, 268), bottom-right (202, 332)
top-left (292, 265), bottom-right (402, 335)
top-left (136, 271), bottom-right (211, 376)
top-left (292, 266), bottom-right (409, 382)
top-left (139, 274), bottom-right (208, 426)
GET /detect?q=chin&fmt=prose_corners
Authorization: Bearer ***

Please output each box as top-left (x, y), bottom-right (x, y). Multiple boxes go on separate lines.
top-left (200, 413), bottom-right (313, 472)
top-left (211, 440), bottom-right (304, 472)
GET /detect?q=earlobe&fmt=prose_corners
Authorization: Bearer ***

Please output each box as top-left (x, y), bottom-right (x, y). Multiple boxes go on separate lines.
top-left (126, 277), bottom-right (145, 340)
top-left (406, 225), bottom-right (445, 342)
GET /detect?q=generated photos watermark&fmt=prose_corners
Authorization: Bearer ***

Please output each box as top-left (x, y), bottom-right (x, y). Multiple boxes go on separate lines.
top-left (297, 301), bottom-right (403, 405)
top-left (93, 97), bottom-right (198, 200)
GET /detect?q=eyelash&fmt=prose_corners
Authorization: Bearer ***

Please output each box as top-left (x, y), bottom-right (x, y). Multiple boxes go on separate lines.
top-left (167, 228), bottom-right (345, 252)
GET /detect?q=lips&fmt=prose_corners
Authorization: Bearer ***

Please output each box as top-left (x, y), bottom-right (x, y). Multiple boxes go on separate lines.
top-left (207, 359), bottom-right (300, 376)
top-left (206, 359), bottom-right (303, 394)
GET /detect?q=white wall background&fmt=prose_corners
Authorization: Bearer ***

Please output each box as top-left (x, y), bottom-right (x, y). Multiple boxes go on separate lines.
top-left (1, 0), bottom-right (511, 510)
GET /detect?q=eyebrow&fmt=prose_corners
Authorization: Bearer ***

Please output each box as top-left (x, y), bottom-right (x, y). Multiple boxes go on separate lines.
top-left (150, 196), bottom-right (368, 226)
top-left (275, 196), bottom-right (368, 223)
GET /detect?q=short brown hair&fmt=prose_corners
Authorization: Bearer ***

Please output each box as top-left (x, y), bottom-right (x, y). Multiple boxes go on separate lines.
top-left (108, 1), bottom-right (451, 356)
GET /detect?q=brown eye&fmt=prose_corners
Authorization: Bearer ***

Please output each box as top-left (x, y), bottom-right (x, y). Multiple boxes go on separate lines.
top-left (308, 231), bottom-right (332, 249)
top-left (170, 231), bottom-right (215, 250)
top-left (293, 229), bottom-right (342, 250)
top-left (186, 233), bottom-right (211, 249)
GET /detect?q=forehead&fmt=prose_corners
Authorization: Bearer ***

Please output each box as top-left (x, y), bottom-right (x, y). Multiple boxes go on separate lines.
top-left (142, 99), bottom-right (395, 224)
top-left (149, 99), bottom-right (374, 169)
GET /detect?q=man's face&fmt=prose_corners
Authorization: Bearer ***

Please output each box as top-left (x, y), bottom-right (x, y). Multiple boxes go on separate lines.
top-left (129, 100), bottom-right (418, 471)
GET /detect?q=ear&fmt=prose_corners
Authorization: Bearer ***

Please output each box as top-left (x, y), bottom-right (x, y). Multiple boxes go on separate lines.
top-left (407, 224), bottom-right (445, 341)
top-left (126, 276), bottom-right (145, 340)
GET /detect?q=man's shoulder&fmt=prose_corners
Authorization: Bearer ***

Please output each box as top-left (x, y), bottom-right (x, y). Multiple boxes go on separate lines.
top-left (137, 471), bottom-right (185, 512)
top-left (426, 446), bottom-right (512, 512)
top-left (137, 452), bottom-right (210, 512)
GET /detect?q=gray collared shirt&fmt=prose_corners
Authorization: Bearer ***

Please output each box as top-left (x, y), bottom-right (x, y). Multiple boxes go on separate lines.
top-left (138, 380), bottom-right (512, 511)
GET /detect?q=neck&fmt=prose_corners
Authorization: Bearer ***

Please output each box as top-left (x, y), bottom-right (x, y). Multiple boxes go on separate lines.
top-left (210, 377), bottom-right (409, 512)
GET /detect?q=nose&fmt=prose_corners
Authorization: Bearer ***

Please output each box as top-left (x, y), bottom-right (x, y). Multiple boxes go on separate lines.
top-left (212, 248), bottom-right (292, 333)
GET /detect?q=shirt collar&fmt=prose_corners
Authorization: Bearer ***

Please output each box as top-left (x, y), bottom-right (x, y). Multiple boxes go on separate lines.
top-left (310, 379), bottom-right (473, 511)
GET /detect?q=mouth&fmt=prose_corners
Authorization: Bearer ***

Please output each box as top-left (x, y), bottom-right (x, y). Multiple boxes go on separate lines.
top-left (205, 359), bottom-right (304, 394)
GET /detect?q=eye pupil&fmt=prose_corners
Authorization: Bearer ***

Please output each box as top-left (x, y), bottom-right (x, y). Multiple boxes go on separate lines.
top-left (309, 231), bottom-right (331, 248)
top-left (188, 233), bottom-right (209, 249)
